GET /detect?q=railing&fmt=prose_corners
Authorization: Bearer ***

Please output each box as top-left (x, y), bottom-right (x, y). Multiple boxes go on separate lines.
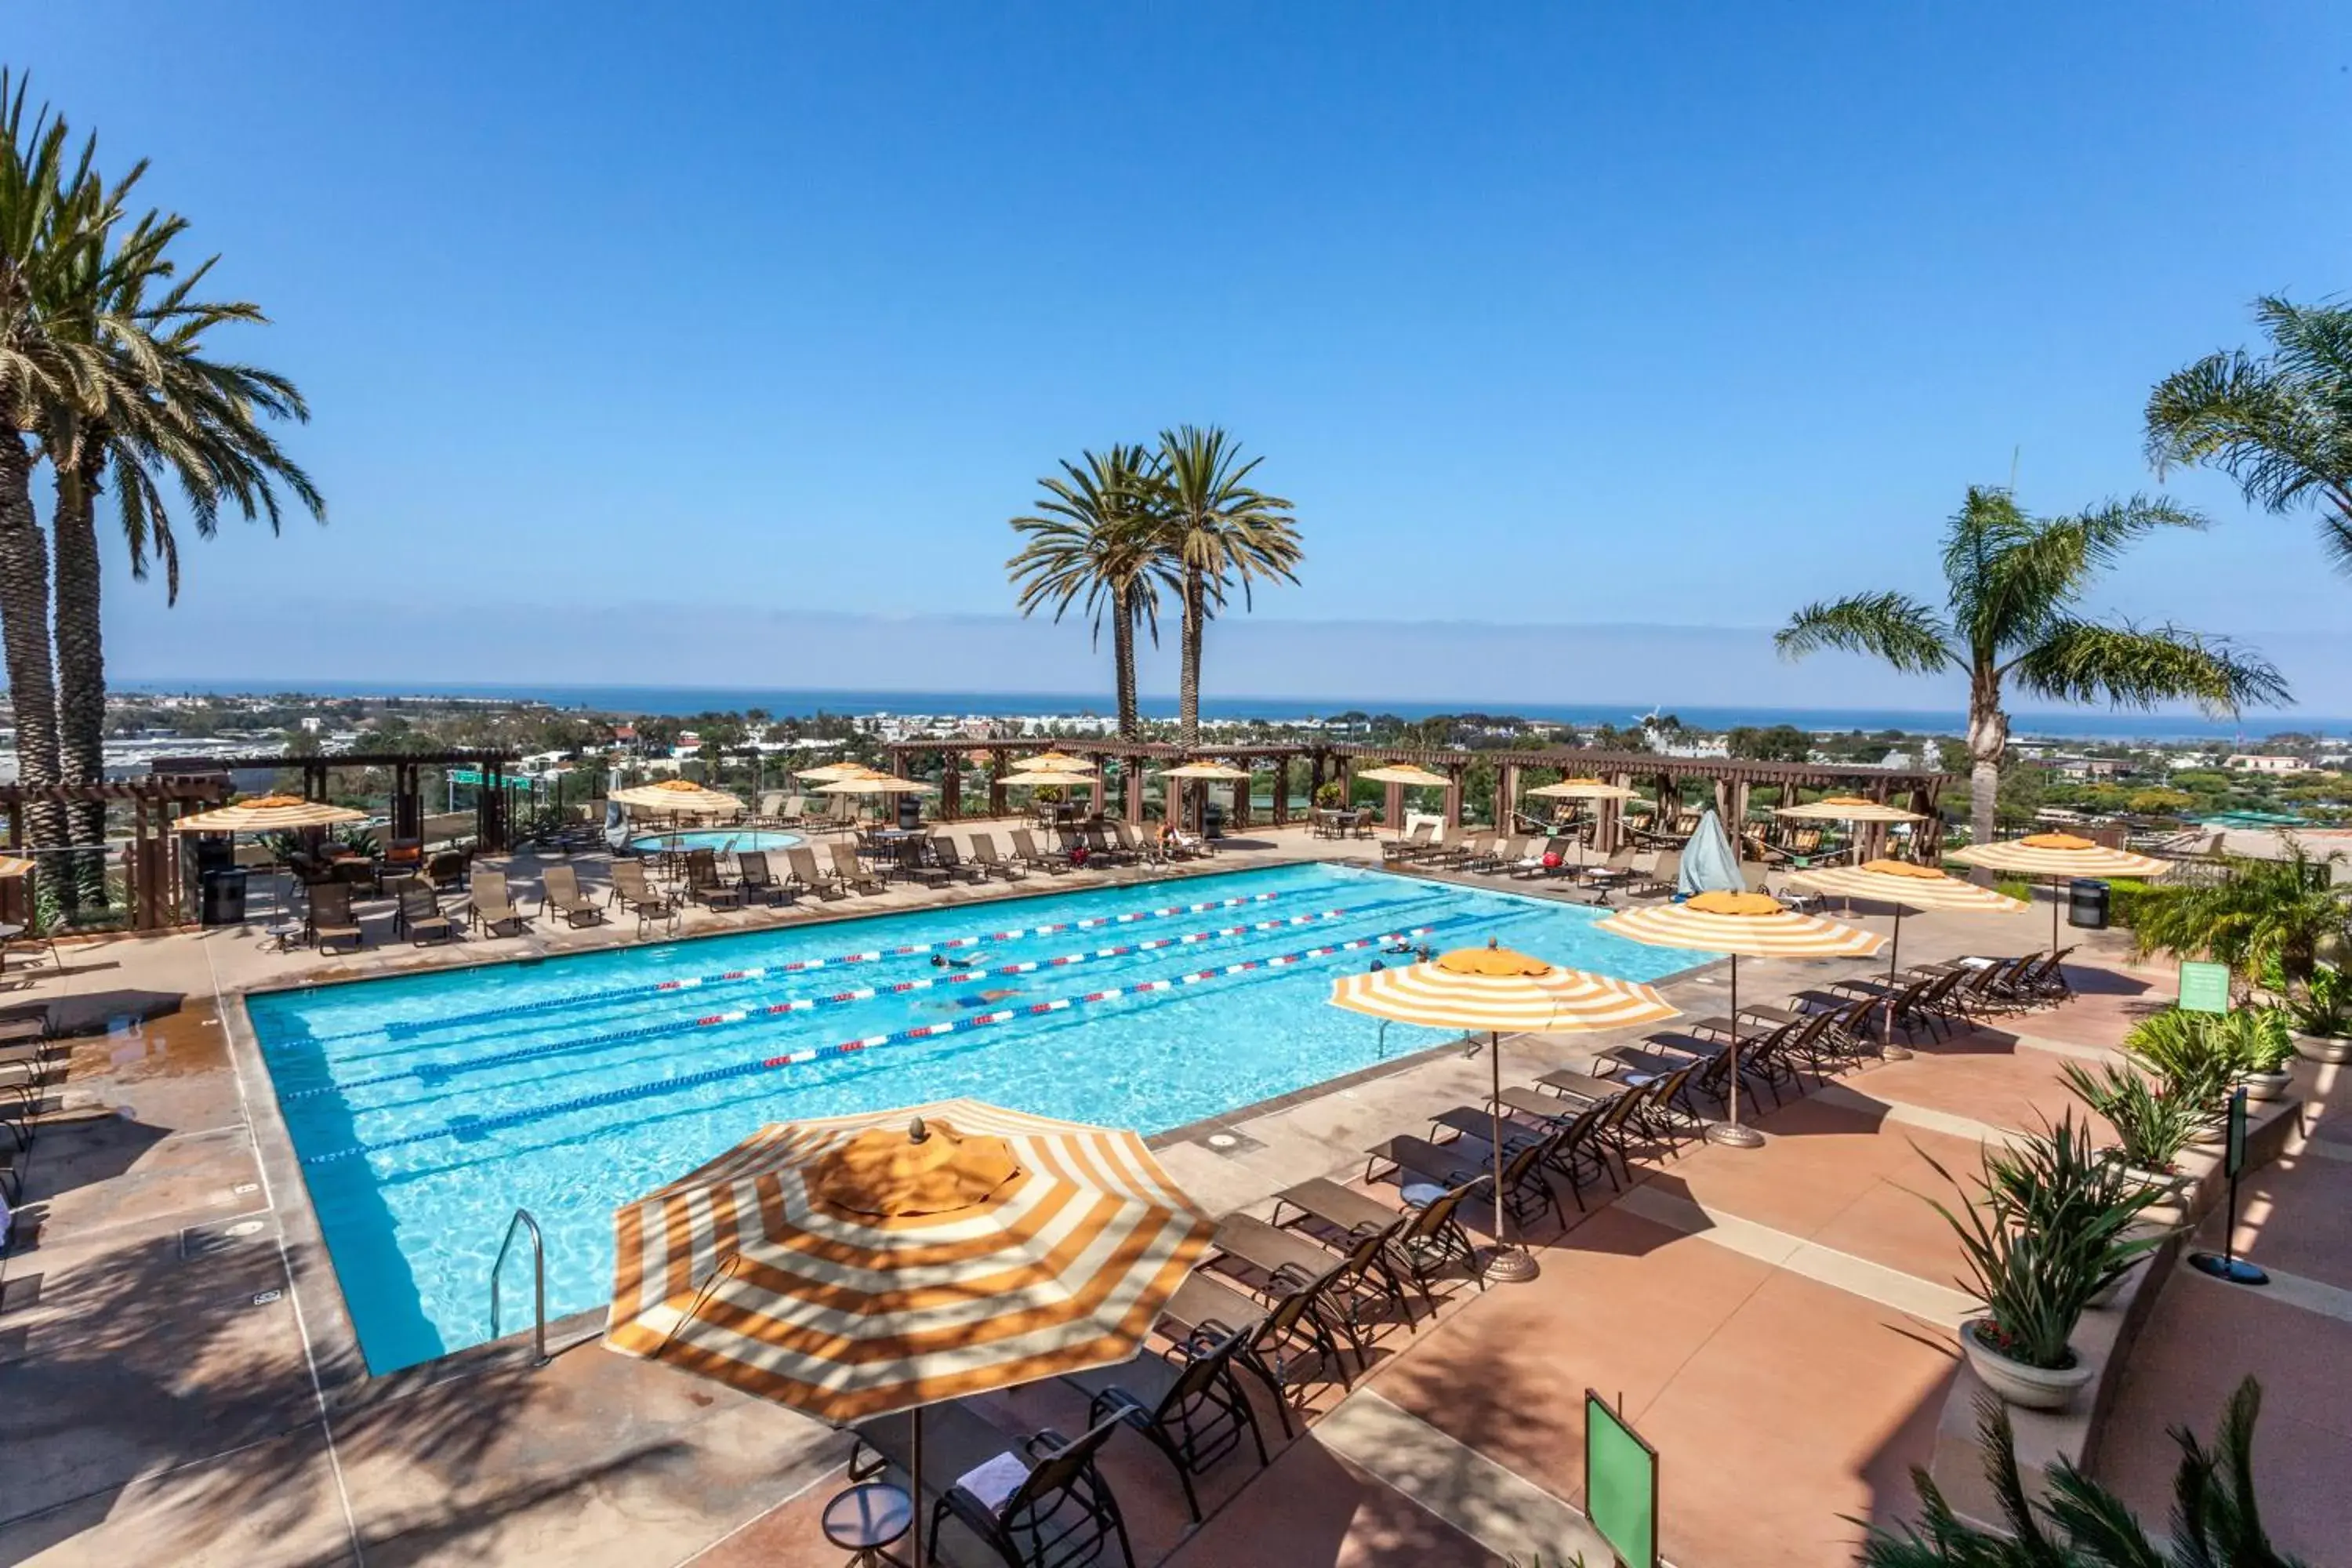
top-left (490, 1207), bottom-right (550, 1367)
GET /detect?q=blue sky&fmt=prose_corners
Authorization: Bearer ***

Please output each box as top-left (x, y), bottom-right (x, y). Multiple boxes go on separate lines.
top-left (14, 4), bottom-right (2352, 711)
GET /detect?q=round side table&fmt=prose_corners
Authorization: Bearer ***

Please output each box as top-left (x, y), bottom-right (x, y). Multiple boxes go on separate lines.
top-left (822, 1481), bottom-right (913, 1567)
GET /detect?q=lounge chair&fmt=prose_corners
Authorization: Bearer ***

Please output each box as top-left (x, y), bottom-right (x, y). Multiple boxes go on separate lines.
top-left (928, 837), bottom-right (987, 884)
top-left (307, 880), bottom-right (365, 952)
top-left (1010, 829), bottom-right (1070, 876)
top-left (683, 848), bottom-right (746, 911)
top-left (737, 850), bottom-right (793, 906)
top-left (1058, 1320), bottom-right (1269, 1523)
top-left (536, 864), bottom-right (607, 927)
top-left (1366, 1124), bottom-right (1566, 1237)
top-left (785, 845), bottom-right (848, 901)
top-left (396, 884), bottom-right (455, 946)
top-left (1207, 1210), bottom-right (1411, 1358)
top-left (829, 840), bottom-right (887, 895)
top-left (1153, 1266), bottom-right (1351, 1431)
top-left (608, 859), bottom-right (681, 931)
top-left (1465, 835), bottom-right (1519, 873)
top-left (894, 837), bottom-right (953, 888)
top-left (1110, 821), bottom-right (1160, 866)
top-left (466, 870), bottom-right (528, 937)
top-left (1269, 1175), bottom-right (1486, 1308)
top-left (968, 832), bottom-right (1027, 881)
top-left (773, 793), bottom-right (805, 826)
top-left (1082, 822), bottom-right (1132, 867)
top-left (1380, 823), bottom-right (1435, 866)
top-left (851, 1405), bottom-right (1137, 1568)
top-left (752, 791), bottom-right (786, 824)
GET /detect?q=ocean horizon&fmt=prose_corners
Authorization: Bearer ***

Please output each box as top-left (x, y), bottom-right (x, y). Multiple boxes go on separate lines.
top-left (110, 678), bottom-right (2344, 744)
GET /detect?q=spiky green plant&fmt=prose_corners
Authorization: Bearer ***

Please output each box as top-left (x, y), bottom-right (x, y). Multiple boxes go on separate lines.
top-left (2276, 960), bottom-right (2350, 1039)
top-left (2059, 1061), bottom-right (2203, 1175)
top-left (2213, 1006), bottom-right (2297, 1076)
top-left (1776, 486), bottom-right (2287, 851)
top-left (2122, 1009), bottom-right (2234, 1118)
top-left (2131, 842), bottom-right (2349, 995)
top-left (1862, 1377), bottom-right (2308, 1566)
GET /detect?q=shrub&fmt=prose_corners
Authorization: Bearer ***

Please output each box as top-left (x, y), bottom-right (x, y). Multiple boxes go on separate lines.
top-left (1313, 780), bottom-right (1345, 809)
top-left (2060, 1062), bottom-right (2201, 1174)
top-left (2122, 1008), bottom-right (2234, 1119)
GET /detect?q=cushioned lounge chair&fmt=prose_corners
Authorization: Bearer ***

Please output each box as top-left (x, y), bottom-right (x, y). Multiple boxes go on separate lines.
top-left (396, 884), bottom-right (455, 945)
top-left (466, 869), bottom-right (528, 937)
top-left (537, 863), bottom-right (607, 927)
top-left (308, 880), bottom-right (365, 952)
top-left (608, 859), bottom-right (680, 931)
top-left (968, 833), bottom-right (1027, 880)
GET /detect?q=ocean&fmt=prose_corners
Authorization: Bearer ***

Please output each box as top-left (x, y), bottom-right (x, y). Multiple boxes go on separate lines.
top-left (111, 679), bottom-right (2343, 743)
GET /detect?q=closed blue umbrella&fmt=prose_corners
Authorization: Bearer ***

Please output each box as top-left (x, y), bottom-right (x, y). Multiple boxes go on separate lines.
top-left (1676, 808), bottom-right (1744, 898)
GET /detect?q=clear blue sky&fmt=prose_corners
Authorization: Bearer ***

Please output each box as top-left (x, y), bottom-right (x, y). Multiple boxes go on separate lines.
top-left (14, 4), bottom-right (2352, 710)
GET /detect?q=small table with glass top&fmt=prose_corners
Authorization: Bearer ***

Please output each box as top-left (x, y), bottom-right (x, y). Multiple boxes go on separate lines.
top-left (821, 1481), bottom-right (912, 1566)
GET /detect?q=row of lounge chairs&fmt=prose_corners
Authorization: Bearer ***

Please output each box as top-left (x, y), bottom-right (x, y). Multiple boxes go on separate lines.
top-left (1381, 825), bottom-right (1704, 902)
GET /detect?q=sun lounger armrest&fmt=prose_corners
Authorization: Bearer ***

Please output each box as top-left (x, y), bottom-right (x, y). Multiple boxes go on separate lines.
top-left (1084, 1383), bottom-right (1154, 1433)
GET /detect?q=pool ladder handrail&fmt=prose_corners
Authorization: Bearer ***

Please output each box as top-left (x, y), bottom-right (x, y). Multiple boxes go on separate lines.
top-left (490, 1206), bottom-right (550, 1367)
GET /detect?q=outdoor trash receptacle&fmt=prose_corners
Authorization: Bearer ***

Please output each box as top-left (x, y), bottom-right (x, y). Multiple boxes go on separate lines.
top-left (2068, 877), bottom-right (2109, 930)
top-left (896, 794), bottom-right (922, 831)
top-left (200, 867), bottom-right (249, 927)
top-left (1203, 802), bottom-right (1226, 839)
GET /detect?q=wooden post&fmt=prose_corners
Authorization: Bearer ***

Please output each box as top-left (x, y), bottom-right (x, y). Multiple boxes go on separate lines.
top-left (1230, 764), bottom-right (1250, 831)
top-left (1498, 763), bottom-right (1520, 834)
top-left (1728, 780), bottom-right (1751, 858)
top-left (1125, 755), bottom-right (1145, 824)
top-left (1443, 764), bottom-right (1464, 828)
top-left (941, 753), bottom-right (961, 823)
top-left (1386, 780), bottom-right (1405, 833)
top-left (1308, 751), bottom-right (1326, 812)
top-left (1090, 767), bottom-right (1105, 817)
top-left (989, 750), bottom-right (1008, 818)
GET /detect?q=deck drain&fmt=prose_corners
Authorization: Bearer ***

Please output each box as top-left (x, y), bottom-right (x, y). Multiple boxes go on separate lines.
top-left (1190, 1126), bottom-right (1266, 1158)
top-left (223, 1220), bottom-right (267, 1239)
top-left (252, 1289), bottom-right (282, 1308)
top-left (233, 1182), bottom-right (260, 1196)
top-left (1207, 1133), bottom-right (1237, 1149)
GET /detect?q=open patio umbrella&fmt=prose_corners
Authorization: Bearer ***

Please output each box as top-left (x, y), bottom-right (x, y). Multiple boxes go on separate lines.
top-left (605, 1101), bottom-right (1214, 1565)
top-left (1522, 777), bottom-right (1638, 865)
top-left (997, 769), bottom-right (1097, 788)
top-left (1774, 793), bottom-right (1922, 823)
top-left (1019, 751), bottom-right (1097, 773)
top-left (610, 779), bottom-right (744, 815)
top-left (1786, 859), bottom-right (2026, 1057)
top-left (1355, 764), bottom-right (1451, 838)
top-left (1598, 892), bottom-right (1883, 1149)
top-left (0, 856), bottom-right (31, 880)
top-left (812, 776), bottom-right (936, 795)
top-left (797, 762), bottom-right (888, 783)
top-left (169, 794), bottom-right (369, 833)
top-left (1330, 942), bottom-right (1676, 1280)
top-left (1160, 761), bottom-right (1253, 835)
top-left (1947, 832), bottom-right (2168, 950)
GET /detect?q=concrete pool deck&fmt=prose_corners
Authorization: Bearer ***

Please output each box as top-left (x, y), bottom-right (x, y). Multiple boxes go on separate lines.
top-left (10, 824), bottom-right (2312, 1566)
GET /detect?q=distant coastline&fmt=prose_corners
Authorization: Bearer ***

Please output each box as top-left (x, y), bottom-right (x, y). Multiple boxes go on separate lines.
top-left (107, 677), bottom-right (2342, 744)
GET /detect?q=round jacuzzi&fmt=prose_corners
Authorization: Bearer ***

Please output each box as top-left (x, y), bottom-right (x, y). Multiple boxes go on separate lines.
top-left (624, 829), bottom-right (804, 855)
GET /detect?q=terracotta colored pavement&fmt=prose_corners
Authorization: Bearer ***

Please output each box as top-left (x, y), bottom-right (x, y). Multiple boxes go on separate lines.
top-left (2094, 1051), bottom-right (2352, 1566)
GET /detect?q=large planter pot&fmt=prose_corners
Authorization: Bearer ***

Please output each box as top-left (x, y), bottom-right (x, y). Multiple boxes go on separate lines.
top-left (2187, 1120), bottom-right (2227, 1148)
top-left (1962, 1320), bottom-right (2093, 1410)
top-left (2239, 1069), bottom-right (2293, 1103)
top-left (2294, 1032), bottom-right (2352, 1065)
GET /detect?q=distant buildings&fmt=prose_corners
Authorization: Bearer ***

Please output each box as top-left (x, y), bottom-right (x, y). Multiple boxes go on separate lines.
top-left (2226, 754), bottom-right (2310, 775)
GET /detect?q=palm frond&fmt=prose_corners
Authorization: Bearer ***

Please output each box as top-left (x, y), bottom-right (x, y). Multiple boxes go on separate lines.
top-left (2005, 620), bottom-right (2289, 717)
top-left (1776, 592), bottom-right (1955, 674)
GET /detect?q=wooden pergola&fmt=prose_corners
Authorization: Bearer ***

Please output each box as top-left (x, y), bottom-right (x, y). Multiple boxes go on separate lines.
top-left (0, 775), bottom-right (229, 931)
top-left (880, 738), bottom-right (1954, 852)
top-left (147, 749), bottom-right (524, 851)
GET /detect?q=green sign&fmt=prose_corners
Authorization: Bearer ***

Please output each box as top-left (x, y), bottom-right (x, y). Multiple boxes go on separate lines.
top-left (2226, 1086), bottom-right (2248, 1178)
top-left (446, 769), bottom-right (483, 786)
top-left (2179, 961), bottom-right (2232, 1015)
top-left (1584, 1390), bottom-right (1658, 1568)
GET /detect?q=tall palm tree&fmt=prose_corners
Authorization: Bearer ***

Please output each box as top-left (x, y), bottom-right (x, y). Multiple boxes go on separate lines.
top-left (1007, 445), bottom-right (1169, 741)
top-left (1777, 487), bottom-right (2286, 848)
top-left (1145, 426), bottom-right (1301, 749)
top-left (2146, 295), bottom-right (2352, 575)
top-left (0, 73), bottom-right (108, 855)
top-left (42, 200), bottom-right (321, 903)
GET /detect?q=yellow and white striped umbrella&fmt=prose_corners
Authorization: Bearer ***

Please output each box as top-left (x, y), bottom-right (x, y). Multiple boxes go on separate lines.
top-left (1158, 761), bottom-right (1253, 781)
top-left (1020, 751), bottom-right (1097, 774)
top-left (170, 794), bottom-right (370, 833)
top-left (1356, 764), bottom-right (1452, 788)
top-left (611, 779), bottom-right (744, 815)
top-left (1947, 832), bottom-right (2169, 946)
top-left (1788, 858), bottom-right (2025, 913)
top-left (1327, 942), bottom-right (1675, 1276)
top-left (1598, 893), bottom-right (1882, 1147)
top-left (1775, 793), bottom-right (1923, 823)
top-left (604, 1100), bottom-right (1214, 1422)
top-left (797, 762), bottom-right (887, 782)
top-left (1525, 776), bottom-right (1638, 801)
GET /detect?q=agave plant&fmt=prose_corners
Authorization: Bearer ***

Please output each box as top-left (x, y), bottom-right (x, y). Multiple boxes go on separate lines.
top-left (2213, 1006), bottom-right (2297, 1076)
top-left (2271, 956), bottom-right (2350, 1039)
top-left (2122, 1008), bottom-right (2234, 1118)
top-left (1863, 1377), bottom-right (2308, 1566)
top-left (1914, 1116), bottom-right (2164, 1371)
top-left (2060, 1062), bottom-right (2202, 1175)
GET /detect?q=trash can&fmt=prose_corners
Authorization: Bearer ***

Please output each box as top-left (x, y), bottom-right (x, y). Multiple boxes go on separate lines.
top-left (200, 867), bottom-right (249, 927)
top-left (1203, 802), bottom-right (1227, 840)
top-left (2067, 877), bottom-right (2109, 930)
top-left (896, 794), bottom-right (922, 831)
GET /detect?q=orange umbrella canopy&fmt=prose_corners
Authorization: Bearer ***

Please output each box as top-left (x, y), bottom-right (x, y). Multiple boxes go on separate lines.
top-left (171, 795), bottom-right (369, 833)
top-left (1597, 890), bottom-right (1886, 959)
top-left (1526, 777), bottom-right (1638, 800)
top-left (1775, 793), bottom-right (1924, 823)
top-left (1947, 832), bottom-right (2167, 880)
top-left (1788, 859), bottom-right (2026, 913)
top-left (1329, 942), bottom-right (1677, 1035)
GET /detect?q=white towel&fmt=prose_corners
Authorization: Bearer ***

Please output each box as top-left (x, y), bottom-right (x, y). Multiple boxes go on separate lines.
top-left (956, 1451), bottom-right (1030, 1512)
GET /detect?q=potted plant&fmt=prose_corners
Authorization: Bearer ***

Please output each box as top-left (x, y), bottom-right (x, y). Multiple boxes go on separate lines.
top-left (2059, 1062), bottom-right (2200, 1226)
top-left (2214, 1006), bottom-right (2298, 1102)
top-left (2279, 959), bottom-right (2352, 1064)
top-left (1313, 780), bottom-right (1345, 811)
top-left (2122, 1009), bottom-right (2234, 1144)
top-left (1917, 1115), bottom-right (2165, 1410)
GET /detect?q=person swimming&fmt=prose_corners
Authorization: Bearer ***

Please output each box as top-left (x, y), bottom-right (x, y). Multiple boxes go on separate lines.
top-left (930, 953), bottom-right (974, 969)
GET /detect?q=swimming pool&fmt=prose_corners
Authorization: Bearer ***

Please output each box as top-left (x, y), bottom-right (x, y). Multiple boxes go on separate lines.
top-left (623, 828), bottom-right (804, 855)
top-left (247, 862), bottom-right (1710, 1372)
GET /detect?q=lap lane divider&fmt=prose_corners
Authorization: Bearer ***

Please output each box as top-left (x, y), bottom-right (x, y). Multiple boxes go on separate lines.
top-left (296, 920), bottom-right (1446, 1164)
top-left (281, 902), bottom-right (1419, 1100)
top-left (305, 888), bottom-right (1310, 1045)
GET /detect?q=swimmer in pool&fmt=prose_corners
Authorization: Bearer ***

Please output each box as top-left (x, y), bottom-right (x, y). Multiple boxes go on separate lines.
top-left (930, 953), bottom-right (973, 968)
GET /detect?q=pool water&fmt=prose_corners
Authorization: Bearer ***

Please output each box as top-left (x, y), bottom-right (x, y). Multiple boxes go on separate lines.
top-left (623, 828), bottom-right (804, 855)
top-left (247, 862), bottom-right (1710, 1372)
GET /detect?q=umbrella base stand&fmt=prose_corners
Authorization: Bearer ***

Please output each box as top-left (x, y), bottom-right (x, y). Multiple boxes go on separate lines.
top-left (1479, 1244), bottom-right (1540, 1283)
top-left (1706, 1122), bottom-right (1766, 1149)
top-left (1880, 1044), bottom-right (1915, 1062)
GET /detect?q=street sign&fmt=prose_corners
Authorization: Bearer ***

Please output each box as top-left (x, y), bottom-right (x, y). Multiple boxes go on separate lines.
top-left (2178, 961), bottom-right (2232, 1014)
top-left (1585, 1390), bottom-right (1658, 1568)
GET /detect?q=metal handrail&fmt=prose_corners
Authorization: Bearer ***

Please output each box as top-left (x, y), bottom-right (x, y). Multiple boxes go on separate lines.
top-left (490, 1207), bottom-right (550, 1367)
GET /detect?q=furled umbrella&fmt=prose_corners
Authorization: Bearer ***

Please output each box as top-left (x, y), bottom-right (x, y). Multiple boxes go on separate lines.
top-left (1785, 860), bottom-right (2026, 1057)
top-left (1355, 764), bottom-right (1453, 840)
top-left (1947, 832), bottom-right (2168, 952)
top-left (1330, 942), bottom-right (1676, 1280)
top-left (1598, 892), bottom-right (1883, 1149)
top-left (605, 1101), bottom-right (1214, 1566)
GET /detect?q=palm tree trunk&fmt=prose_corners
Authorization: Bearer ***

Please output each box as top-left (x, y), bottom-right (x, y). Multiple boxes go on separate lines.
top-left (1111, 582), bottom-right (1138, 742)
top-left (0, 430), bottom-right (67, 859)
top-left (53, 453), bottom-right (109, 909)
top-left (1966, 666), bottom-right (2008, 854)
top-left (1178, 569), bottom-right (1203, 748)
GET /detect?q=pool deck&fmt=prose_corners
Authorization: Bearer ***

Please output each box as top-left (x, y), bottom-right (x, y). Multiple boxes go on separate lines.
top-left (4, 824), bottom-right (2340, 1566)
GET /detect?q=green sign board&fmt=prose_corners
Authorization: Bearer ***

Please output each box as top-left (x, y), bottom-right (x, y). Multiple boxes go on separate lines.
top-left (1584, 1390), bottom-right (1658, 1568)
top-left (2179, 961), bottom-right (2232, 1015)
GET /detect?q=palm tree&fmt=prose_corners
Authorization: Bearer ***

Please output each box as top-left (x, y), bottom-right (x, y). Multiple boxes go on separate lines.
top-left (0, 73), bottom-right (108, 855)
top-left (1864, 1377), bottom-right (2307, 1566)
top-left (1145, 426), bottom-right (1301, 748)
top-left (42, 199), bottom-right (321, 904)
top-left (1777, 487), bottom-right (2286, 848)
top-left (1007, 445), bottom-right (1170, 741)
top-left (2130, 840), bottom-right (2349, 996)
top-left (2146, 295), bottom-right (2352, 575)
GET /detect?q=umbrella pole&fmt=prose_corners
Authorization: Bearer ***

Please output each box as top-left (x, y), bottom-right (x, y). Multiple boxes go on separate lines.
top-left (1881, 903), bottom-right (1915, 1061)
top-left (2050, 876), bottom-right (2062, 954)
top-left (1708, 956), bottom-right (1764, 1148)
top-left (1484, 1028), bottom-right (1537, 1282)
top-left (912, 1407), bottom-right (924, 1566)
